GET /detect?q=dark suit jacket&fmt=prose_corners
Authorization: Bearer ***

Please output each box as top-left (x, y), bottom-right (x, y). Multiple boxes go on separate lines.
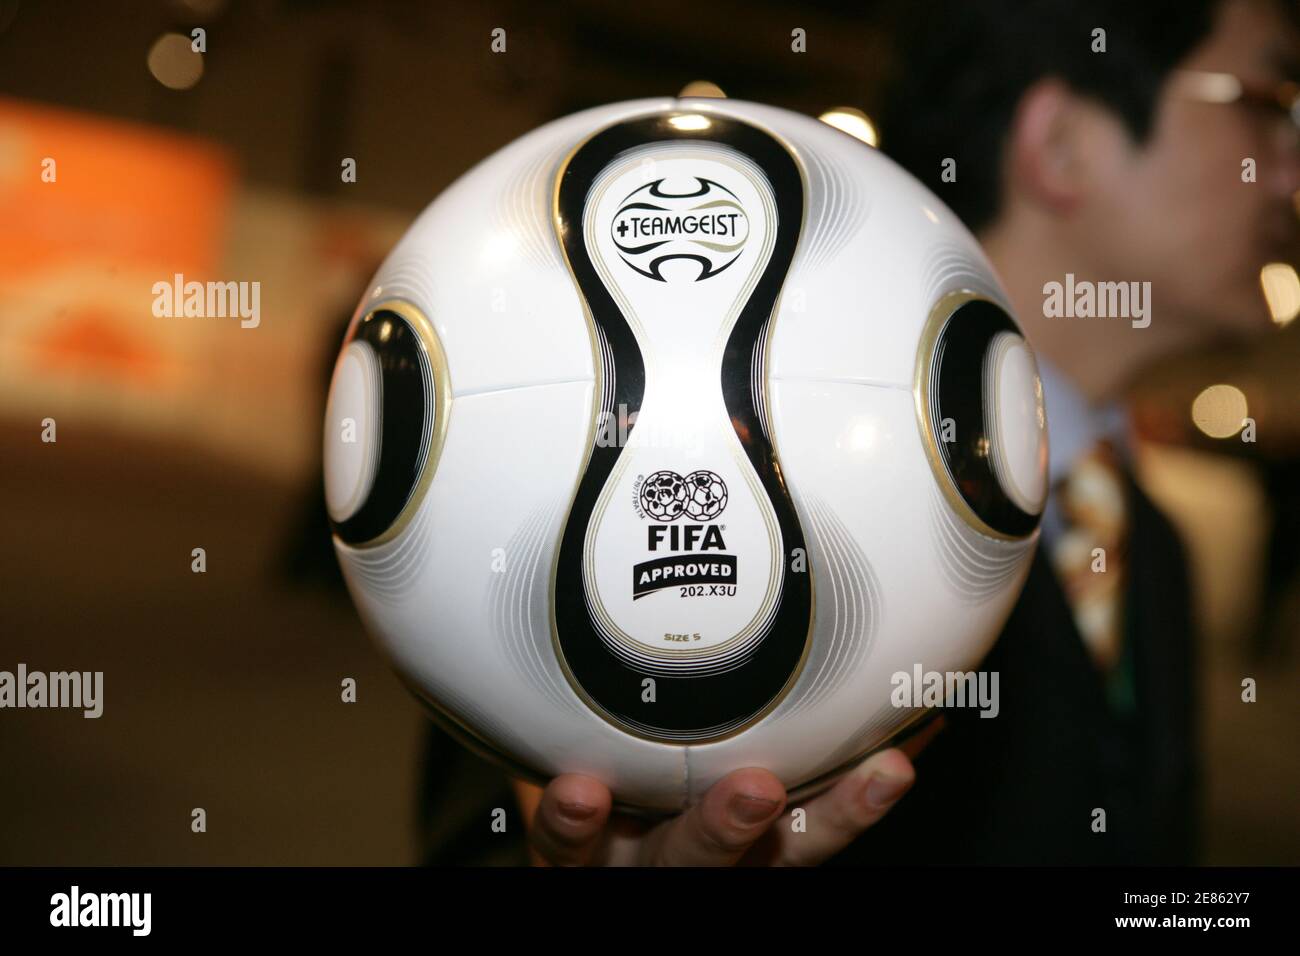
top-left (420, 474), bottom-right (1200, 866)
top-left (832, 473), bottom-right (1200, 865)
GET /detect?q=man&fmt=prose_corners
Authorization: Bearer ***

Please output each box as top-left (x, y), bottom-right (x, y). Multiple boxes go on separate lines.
top-left (431, 0), bottom-right (1300, 865)
top-left (833, 0), bottom-right (1299, 865)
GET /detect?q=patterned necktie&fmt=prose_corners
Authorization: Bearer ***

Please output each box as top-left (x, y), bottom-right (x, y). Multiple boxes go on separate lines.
top-left (1048, 439), bottom-right (1134, 697)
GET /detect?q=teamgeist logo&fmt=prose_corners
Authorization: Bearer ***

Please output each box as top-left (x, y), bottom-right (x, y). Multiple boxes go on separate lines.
top-left (611, 178), bottom-right (749, 281)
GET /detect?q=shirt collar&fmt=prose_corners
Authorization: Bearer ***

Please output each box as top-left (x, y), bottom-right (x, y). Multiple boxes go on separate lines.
top-left (1037, 355), bottom-right (1131, 484)
top-left (1037, 356), bottom-right (1131, 544)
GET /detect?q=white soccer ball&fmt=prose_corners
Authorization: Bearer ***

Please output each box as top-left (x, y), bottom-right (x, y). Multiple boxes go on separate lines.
top-left (323, 97), bottom-right (1049, 812)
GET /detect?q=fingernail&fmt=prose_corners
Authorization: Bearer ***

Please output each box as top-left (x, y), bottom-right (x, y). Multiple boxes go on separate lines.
top-left (557, 800), bottom-right (597, 822)
top-left (729, 793), bottom-right (779, 826)
top-left (864, 774), bottom-right (910, 809)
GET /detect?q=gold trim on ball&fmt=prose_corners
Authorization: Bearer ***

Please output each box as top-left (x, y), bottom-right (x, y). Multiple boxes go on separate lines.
top-left (913, 289), bottom-right (1027, 543)
top-left (345, 298), bottom-right (453, 550)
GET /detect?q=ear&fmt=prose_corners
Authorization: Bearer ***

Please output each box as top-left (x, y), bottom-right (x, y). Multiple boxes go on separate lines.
top-left (1005, 78), bottom-right (1085, 215)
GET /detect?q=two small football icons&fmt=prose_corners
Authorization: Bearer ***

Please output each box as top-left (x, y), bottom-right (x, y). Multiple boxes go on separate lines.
top-left (637, 469), bottom-right (729, 523)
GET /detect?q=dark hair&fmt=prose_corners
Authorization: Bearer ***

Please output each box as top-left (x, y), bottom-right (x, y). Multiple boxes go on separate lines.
top-left (875, 0), bottom-right (1220, 233)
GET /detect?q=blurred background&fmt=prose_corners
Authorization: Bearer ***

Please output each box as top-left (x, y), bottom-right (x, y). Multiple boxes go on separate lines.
top-left (0, 0), bottom-right (1296, 864)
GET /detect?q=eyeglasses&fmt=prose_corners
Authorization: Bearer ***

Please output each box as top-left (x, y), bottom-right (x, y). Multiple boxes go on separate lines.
top-left (1173, 69), bottom-right (1300, 138)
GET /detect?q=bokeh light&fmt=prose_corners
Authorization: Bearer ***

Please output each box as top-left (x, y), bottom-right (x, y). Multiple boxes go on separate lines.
top-left (1259, 262), bottom-right (1300, 325)
top-left (1191, 384), bottom-right (1249, 438)
top-left (147, 33), bottom-right (204, 91)
top-left (818, 107), bottom-right (878, 147)
top-left (678, 80), bottom-right (726, 98)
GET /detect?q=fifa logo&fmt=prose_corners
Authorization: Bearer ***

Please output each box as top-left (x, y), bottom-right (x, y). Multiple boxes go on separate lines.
top-left (611, 177), bottom-right (749, 281)
top-left (632, 469), bottom-right (735, 599)
top-left (648, 524), bottom-right (726, 552)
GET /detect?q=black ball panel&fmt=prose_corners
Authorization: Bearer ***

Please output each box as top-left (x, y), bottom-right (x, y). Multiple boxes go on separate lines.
top-left (927, 299), bottom-right (1041, 539)
top-left (330, 309), bottom-right (434, 545)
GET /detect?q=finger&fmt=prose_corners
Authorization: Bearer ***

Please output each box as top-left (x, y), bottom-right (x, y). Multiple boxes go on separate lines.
top-left (774, 747), bottom-right (916, 866)
top-left (640, 767), bottom-right (786, 866)
top-left (528, 774), bottom-right (613, 867)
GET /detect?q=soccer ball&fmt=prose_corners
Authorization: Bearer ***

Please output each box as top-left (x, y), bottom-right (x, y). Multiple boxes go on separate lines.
top-left (639, 470), bottom-right (687, 522)
top-left (683, 470), bottom-right (727, 522)
top-left (324, 97), bottom-right (1048, 811)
